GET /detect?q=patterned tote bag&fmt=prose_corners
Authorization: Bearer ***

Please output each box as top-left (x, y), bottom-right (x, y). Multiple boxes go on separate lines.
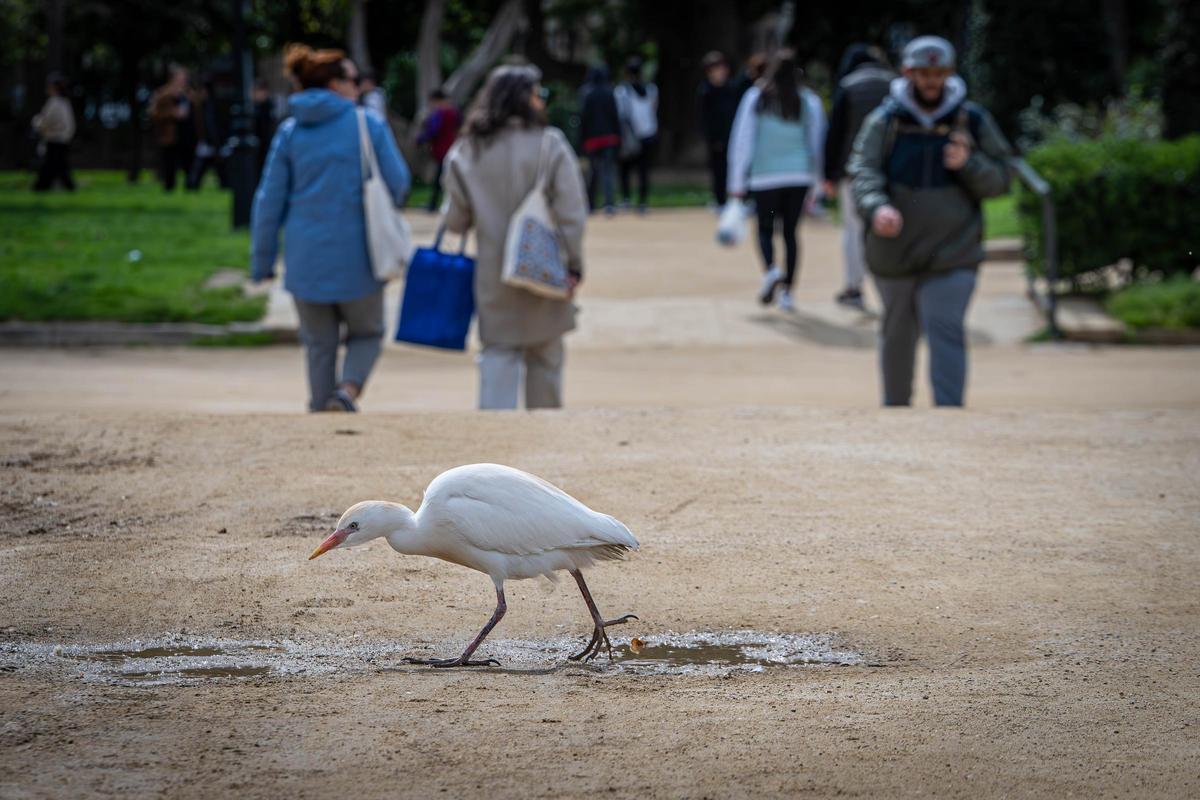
top-left (500, 132), bottom-right (571, 300)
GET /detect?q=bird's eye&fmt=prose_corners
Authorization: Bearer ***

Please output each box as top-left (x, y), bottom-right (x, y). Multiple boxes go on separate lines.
top-left (349, 521), bottom-right (359, 530)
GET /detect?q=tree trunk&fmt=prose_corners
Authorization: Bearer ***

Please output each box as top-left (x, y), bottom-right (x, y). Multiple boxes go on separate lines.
top-left (347, 0), bottom-right (372, 73)
top-left (415, 0), bottom-right (446, 117)
top-left (123, 51), bottom-right (143, 183)
top-left (45, 0), bottom-right (66, 72)
top-left (442, 0), bottom-right (526, 110)
top-left (1101, 0), bottom-right (1128, 96)
top-left (522, 0), bottom-right (585, 85)
top-left (1161, 0), bottom-right (1200, 137)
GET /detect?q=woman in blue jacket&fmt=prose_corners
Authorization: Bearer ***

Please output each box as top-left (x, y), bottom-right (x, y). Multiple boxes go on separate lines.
top-left (252, 44), bottom-right (410, 412)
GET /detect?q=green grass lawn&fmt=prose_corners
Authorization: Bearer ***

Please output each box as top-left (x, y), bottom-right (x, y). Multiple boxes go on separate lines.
top-left (0, 170), bottom-right (264, 324)
top-left (983, 193), bottom-right (1020, 239)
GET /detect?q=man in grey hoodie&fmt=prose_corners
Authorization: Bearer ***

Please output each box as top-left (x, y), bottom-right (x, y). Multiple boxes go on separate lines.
top-left (848, 36), bottom-right (1012, 407)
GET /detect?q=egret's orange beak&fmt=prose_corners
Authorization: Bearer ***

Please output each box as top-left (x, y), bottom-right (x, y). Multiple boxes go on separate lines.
top-left (308, 529), bottom-right (348, 560)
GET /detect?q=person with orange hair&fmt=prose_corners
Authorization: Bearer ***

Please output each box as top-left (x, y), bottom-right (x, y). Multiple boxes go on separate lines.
top-left (252, 45), bottom-right (411, 413)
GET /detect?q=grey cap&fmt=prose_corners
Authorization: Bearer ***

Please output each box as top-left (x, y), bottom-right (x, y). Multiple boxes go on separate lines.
top-left (902, 36), bottom-right (956, 70)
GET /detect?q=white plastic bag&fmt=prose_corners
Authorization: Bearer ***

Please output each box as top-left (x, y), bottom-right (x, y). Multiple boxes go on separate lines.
top-left (358, 109), bottom-right (413, 281)
top-left (716, 199), bottom-right (747, 247)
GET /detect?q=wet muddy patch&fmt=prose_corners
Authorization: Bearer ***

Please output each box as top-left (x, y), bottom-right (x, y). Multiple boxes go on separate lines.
top-left (0, 630), bottom-right (865, 686)
top-left (472, 630), bottom-right (865, 675)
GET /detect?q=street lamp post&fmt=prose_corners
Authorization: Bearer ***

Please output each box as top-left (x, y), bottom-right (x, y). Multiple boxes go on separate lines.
top-left (228, 0), bottom-right (258, 228)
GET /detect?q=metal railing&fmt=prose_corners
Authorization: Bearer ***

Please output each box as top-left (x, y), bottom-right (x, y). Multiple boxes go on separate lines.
top-left (1009, 157), bottom-right (1060, 338)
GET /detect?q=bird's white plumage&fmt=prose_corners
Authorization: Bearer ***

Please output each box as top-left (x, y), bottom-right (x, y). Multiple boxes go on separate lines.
top-left (415, 464), bottom-right (638, 580)
top-left (319, 463), bottom-right (641, 665)
top-left (331, 464), bottom-right (639, 583)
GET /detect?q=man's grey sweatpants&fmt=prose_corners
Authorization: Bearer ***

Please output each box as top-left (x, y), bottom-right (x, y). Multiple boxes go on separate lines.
top-left (293, 291), bottom-right (385, 412)
top-left (873, 267), bottom-right (977, 407)
top-left (477, 338), bottom-right (564, 410)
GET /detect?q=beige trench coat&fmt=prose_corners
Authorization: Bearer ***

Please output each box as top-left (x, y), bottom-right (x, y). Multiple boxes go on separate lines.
top-left (442, 122), bottom-right (587, 347)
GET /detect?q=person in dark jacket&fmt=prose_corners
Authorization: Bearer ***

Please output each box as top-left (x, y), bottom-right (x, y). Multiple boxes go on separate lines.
top-left (187, 77), bottom-right (229, 190)
top-left (848, 36), bottom-right (1012, 408)
top-left (252, 78), bottom-right (277, 180)
top-left (150, 66), bottom-right (196, 191)
top-left (696, 51), bottom-right (741, 207)
top-left (417, 89), bottom-right (461, 212)
top-left (823, 44), bottom-right (894, 310)
top-left (579, 65), bottom-right (621, 214)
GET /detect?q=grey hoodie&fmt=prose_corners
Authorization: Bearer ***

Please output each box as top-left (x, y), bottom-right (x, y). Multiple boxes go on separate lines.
top-left (847, 76), bottom-right (1012, 278)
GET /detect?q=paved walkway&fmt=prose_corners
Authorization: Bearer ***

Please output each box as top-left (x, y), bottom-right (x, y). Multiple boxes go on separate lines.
top-left (262, 209), bottom-right (1045, 350)
top-left (4, 209), bottom-right (1197, 414)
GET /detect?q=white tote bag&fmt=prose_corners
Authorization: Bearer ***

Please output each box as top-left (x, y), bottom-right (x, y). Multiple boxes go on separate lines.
top-left (715, 198), bottom-right (748, 246)
top-left (501, 132), bottom-right (571, 300)
top-left (357, 109), bottom-right (412, 281)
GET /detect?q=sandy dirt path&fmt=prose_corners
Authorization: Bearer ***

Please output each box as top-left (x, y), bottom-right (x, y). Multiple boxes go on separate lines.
top-left (1, 211), bottom-right (1198, 798)
top-left (1, 409), bottom-right (1198, 798)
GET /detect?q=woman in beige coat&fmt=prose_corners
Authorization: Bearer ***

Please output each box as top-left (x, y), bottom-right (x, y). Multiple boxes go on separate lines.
top-left (442, 65), bottom-right (588, 410)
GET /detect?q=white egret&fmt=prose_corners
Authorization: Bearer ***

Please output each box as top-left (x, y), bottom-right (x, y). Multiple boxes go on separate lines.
top-left (308, 463), bottom-right (639, 667)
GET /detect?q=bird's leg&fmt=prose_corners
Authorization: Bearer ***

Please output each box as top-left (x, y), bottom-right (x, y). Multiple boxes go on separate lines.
top-left (567, 569), bottom-right (638, 662)
top-left (404, 584), bottom-right (506, 667)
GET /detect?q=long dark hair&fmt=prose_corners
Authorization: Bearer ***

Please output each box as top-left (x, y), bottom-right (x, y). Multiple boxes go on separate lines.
top-left (462, 64), bottom-right (546, 144)
top-left (756, 49), bottom-right (803, 121)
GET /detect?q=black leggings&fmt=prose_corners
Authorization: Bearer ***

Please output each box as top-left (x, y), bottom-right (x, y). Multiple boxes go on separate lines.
top-left (34, 142), bottom-right (75, 191)
top-left (753, 185), bottom-right (809, 288)
top-left (619, 137), bottom-right (656, 206)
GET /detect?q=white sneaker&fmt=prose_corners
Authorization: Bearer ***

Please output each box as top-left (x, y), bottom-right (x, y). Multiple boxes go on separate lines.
top-left (758, 266), bottom-right (783, 305)
top-left (777, 289), bottom-right (795, 312)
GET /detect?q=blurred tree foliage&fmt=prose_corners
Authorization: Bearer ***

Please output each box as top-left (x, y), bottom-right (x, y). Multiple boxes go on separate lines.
top-left (1, 0), bottom-right (1196, 170)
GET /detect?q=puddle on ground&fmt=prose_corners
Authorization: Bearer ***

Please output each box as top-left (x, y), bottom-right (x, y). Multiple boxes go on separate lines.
top-left (612, 632), bottom-right (859, 671)
top-left (0, 630), bottom-right (865, 685)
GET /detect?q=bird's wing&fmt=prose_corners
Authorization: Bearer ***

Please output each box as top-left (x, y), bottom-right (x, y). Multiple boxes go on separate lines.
top-left (421, 464), bottom-right (638, 557)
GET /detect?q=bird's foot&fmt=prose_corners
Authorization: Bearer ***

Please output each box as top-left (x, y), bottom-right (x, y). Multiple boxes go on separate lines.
top-left (568, 614), bottom-right (639, 662)
top-left (402, 656), bottom-right (501, 668)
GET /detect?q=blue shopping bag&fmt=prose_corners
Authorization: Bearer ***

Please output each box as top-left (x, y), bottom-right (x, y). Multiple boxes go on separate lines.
top-left (394, 227), bottom-right (475, 351)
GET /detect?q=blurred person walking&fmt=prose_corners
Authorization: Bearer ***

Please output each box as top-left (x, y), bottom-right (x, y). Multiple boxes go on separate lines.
top-left (252, 79), bottom-right (277, 179)
top-left (823, 44), bottom-right (894, 310)
top-left (32, 73), bottom-right (76, 192)
top-left (727, 50), bottom-right (826, 312)
top-left (579, 65), bottom-right (620, 215)
top-left (358, 72), bottom-right (387, 117)
top-left (252, 45), bottom-right (411, 413)
top-left (417, 89), bottom-right (461, 213)
top-left (697, 51), bottom-right (740, 208)
top-left (848, 36), bottom-right (1012, 407)
top-left (150, 66), bottom-right (196, 191)
top-left (441, 64), bottom-right (587, 410)
top-left (186, 77), bottom-right (228, 190)
top-left (614, 57), bottom-right (657, 213)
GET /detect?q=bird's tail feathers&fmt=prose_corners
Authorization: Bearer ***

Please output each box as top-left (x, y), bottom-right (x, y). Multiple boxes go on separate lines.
top-left (580, 542), bottom-right (635, 562)
top-left (595, 512), bottom-right (640, 551)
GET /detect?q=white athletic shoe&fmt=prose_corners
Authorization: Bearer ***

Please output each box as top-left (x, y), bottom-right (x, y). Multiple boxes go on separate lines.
top-left (777, 289), bottom-right (795, 312)
top-left (758, 266), bottom-right (783, 305)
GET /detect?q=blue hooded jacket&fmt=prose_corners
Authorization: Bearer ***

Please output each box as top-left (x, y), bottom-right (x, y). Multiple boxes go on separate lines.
top-left (251, 89), bottom-right (411, 303)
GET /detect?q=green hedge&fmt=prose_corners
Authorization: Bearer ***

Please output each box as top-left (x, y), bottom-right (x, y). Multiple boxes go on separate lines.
top-left (1106, 276), bottom-right (1200, 330)
top-left (1018, 136), bottom-right (1200, 280)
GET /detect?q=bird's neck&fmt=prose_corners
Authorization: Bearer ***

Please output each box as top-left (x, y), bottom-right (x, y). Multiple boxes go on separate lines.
top-left (382, 504), bottom-right (429, 556)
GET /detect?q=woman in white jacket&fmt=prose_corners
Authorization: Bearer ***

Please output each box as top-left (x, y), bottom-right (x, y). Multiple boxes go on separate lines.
top-left (727, 50), bottom-right (826, 311)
